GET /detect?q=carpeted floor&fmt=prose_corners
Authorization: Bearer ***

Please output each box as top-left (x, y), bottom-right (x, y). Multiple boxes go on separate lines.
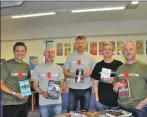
top-left (28, 109), bottom-right (40, 117)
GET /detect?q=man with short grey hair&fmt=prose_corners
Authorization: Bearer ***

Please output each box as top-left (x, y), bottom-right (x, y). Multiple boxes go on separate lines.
top-left (32, 46), bottom-right (64, 117)
top-left (113, 42), bottom-right (147, 117)
top-left (63, 36), bottom-right (96, 112)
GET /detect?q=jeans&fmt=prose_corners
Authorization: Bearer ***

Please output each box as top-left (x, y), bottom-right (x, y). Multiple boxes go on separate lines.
top-left (95, 101), bottom-right (118, 111)
top-left (3, 102), bottom-right (28, 117)
top-left (67, 87), bottom-right (92, 112)
top-left (40, 104), bottom-right (62, 117)
top-left (119, 105), bottom-right (147, 117)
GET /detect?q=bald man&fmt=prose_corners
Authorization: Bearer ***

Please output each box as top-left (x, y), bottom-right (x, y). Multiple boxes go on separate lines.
top-left (32, 46), bottom-right (64, 117)
top-left (113, 42), bottom-right (147, 117)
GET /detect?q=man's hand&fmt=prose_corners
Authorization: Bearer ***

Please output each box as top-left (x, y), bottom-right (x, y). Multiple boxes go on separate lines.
top-left (70, 72), bottom-right (76, 78)
top-left (84, 70), bottom-right (92, 77)
top-left (101, 77), bottom-right (114, 84)
top-left (136, 102), bottom-right (144, 110)
top-left (42, 91), bottom-right (48, 99)
top-left (60, 88), bottom-right (62, 95)
top-left (113, 82), bottom-right (121, 92)
top-left (15, 93), bottom-right (28, 99)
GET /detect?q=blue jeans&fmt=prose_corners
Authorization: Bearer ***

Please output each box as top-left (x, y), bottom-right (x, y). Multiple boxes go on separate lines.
top-left (67, 87), bottom-right (92, 112)
top-left (95, 101), bottom-right (118, 111)
top-left (119, 105), bottom-right (147, 117)
top-left (39, 104), bottom-right (62, 117)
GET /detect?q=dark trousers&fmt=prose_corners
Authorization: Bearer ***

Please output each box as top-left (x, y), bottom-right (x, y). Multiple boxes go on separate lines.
top-left (67, 87), bottom-right (92, 112)
top-left (3, 102), bottom-right (28, 117)
top-left (119, 105), bottom-right (147, 117)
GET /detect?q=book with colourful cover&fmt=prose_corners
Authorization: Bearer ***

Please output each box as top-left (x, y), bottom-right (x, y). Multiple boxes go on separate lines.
top-left (48, 80), bottom-right (60, 100)
top-left (19, 80), bottom-right (31, 96)
top-left (118, 79), bottom-right (131, 97)
top-left (106, 109), bottom-right (132, 117)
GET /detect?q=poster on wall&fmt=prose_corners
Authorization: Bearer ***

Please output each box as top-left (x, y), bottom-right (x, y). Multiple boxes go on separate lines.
top-left (0, 58), bottom-right (6, 64)
top-left (136, 40), bottom-right (144, 54)
top-left (109, 41), bottom-right (115, 55)
top-left (73, 43), bottom-right (76, 52)
top-left (46, 41), bottom-right (53, 47)
top-left (99, 41), bottom-right (105, 55)
top-left (146, 40), bottom-right (147, 54)
top-left (73, 42), bottom-right (88, 52)
top-left (65, 43), bottom-right (71, 56)
top-left (117, 41), bottom-right (124, 55)
top-left (56, 43), bottom-right (63, 56)
top-left (29, 56), bottom-right (38, 70)
top-left (90, 42), bottom-right (97, 55)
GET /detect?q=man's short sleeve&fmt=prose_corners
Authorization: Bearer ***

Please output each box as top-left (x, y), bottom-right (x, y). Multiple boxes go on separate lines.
top-left (63, 56), bottom-right (70, 70)
top-left (1, 63), bottom-right (9, 81)
top-left (32, 66), bottom-right (40, 81)
top-left (91, 63), bottom-right (100, 80)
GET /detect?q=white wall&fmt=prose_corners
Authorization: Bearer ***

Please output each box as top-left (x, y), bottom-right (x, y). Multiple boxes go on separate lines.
top-left (1, 35), bottom-right (147, 65)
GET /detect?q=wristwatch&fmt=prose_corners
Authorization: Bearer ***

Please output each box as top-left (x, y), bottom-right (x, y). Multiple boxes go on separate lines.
top-left (12, 92), bottom-right (16, 95)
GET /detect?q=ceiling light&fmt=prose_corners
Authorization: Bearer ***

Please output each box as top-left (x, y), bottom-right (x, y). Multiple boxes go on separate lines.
top-left (11, 12), bottom-right (56, 18)
top-left (131, 1), bottom-right (139, 4)
top-left (71, 6), bottom-right (125, 13)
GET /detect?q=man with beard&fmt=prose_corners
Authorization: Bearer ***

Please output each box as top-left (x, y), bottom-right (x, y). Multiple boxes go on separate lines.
top-left (91, 42), bottom-right (123, 111)
top-left (113, 42), bottom-right (147, 117)
top-left (63, 36), bottom-right (96, 112)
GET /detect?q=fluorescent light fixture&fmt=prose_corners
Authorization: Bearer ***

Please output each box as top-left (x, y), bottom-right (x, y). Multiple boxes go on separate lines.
top-left (71, 6), bottom-right (125, 13)
top-left (11, 12), bottom-right (56, 18)
top-left (131, 1), bottom-right (139, 5)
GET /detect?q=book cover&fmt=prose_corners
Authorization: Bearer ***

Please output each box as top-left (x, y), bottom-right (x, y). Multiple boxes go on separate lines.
top-left (118, 79), bottom-right (131, 97)
top-left (100, 68), bottom-right (112, 83)
top-left (75, 69), bottom-right (84, 83)
top-left (19, 80), bottom-right (31, 96)
top-left (48, 80), bottom-right (60, 100)
top-left (106, 109), bottom-right (132, 117)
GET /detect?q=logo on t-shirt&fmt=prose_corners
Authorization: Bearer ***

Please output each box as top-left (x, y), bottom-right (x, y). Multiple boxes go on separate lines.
top-left (18, 71), bottom-right (23, 78)
top-left (11, 71), bottom-right (27, 78)
top-left (46, 72), bottom-right (51, 78)
top-left (77, 60), bottom-right (81, 65)
top-left (123, 72), bottom-right (129, 79)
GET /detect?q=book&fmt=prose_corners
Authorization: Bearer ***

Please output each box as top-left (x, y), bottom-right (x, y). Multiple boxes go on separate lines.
top-left (19, 80), bottom-right (31, 96)
top-left (47, 80), bottom-right (60, 100)
top-left (75, 69), bottom-right (84, 83)
top-left (118, 79), bottom-right (131, 97)
top-left (100, 68), bottom-right (112, 83)
top-left (106, 109), bottom-right (132, 117)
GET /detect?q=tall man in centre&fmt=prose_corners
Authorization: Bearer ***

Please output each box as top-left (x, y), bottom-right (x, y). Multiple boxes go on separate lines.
top-left (63, 36), bottom-right (96, 112)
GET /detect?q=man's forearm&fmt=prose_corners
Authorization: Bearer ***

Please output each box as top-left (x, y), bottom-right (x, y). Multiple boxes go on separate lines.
top-left (1, 84), bottom-right (14, 95)
top-left (34, 87), bottom-right (44, 94)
